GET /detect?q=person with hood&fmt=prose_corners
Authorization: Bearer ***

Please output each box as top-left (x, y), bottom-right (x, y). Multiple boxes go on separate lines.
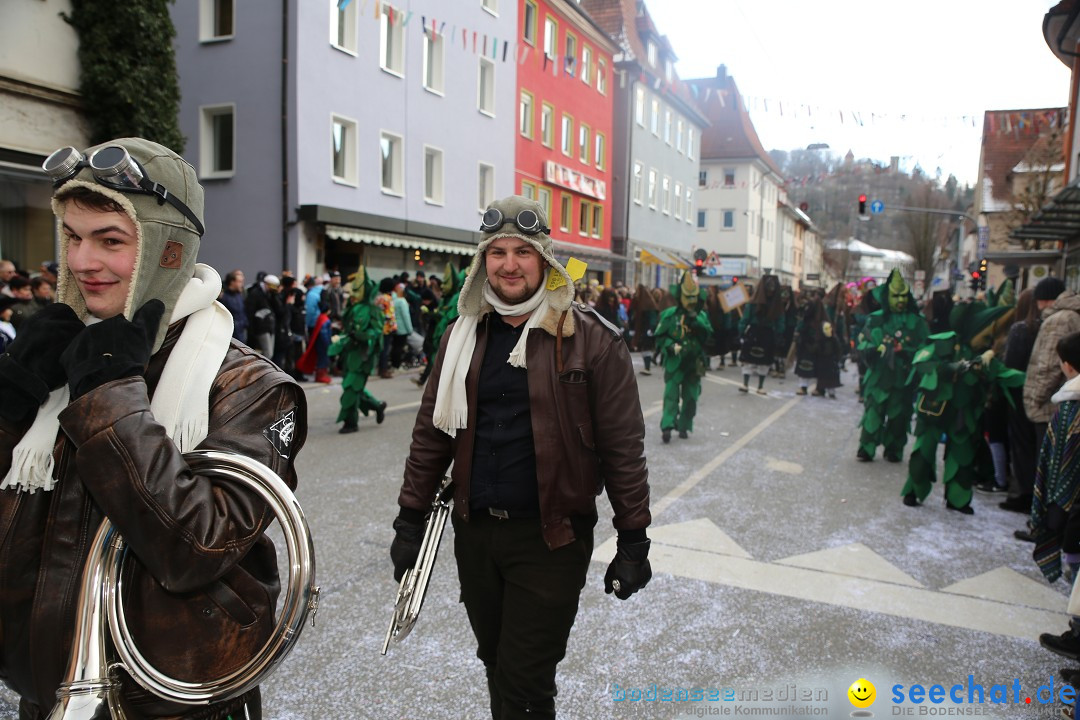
top-left (855, 269), bottom-right (929, 462)
top-left (390, 195), bottom-right (651, 719)
top-left (851, 278), bottom-right (881, 397)
top-left (330, 267), bottom-right (387, 433)
top-left (629, 283), bottom-right (660, 375)
top-left (0, 138), bottom-right (307, 718)
top-left (1003, 289), bottom-right (1044, 518)
top-left (413, 262), bottom-right (466, 388)
top-left (901, 302), bottom-right (1024, 513)
top-left (653, 272), bottom-right (712, 443)
top-left (738, 274), bottom-right (785, 395)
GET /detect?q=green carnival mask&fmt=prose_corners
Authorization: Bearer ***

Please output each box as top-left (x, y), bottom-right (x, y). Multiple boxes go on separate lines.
top-left (888, 272), bottom-right (909, 313)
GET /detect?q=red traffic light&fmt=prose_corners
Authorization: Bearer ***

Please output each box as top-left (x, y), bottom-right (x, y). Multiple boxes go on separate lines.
top-left (858, 194), bottom-right (867, 203)
top-left (858, 194), bottom-right (867, 215)
top-left (695, 258), bottom-right (704, 268)
top-left (731, 276), bottom-right (739, 284)
top-left (972, 271), bottom-right (980, 279)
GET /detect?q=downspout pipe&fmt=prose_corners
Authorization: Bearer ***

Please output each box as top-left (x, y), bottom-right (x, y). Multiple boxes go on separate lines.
top-left (281, 0), bottom-right (290, 272)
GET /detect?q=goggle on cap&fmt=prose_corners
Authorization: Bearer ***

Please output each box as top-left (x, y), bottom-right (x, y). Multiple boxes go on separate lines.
top-left (49, 137), bottom-right (205, 353)
top-left (458, 195), bottom-right (575, 318)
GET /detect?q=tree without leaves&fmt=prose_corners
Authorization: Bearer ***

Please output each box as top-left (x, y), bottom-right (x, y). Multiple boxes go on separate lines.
top-left (1005, 125), bottom-right (1065, 250)
top-left (64, 0), bottom-right (184, 153)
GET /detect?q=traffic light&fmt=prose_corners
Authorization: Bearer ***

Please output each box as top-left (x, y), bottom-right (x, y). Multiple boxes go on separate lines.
top-left (731, 276), bottom-right (739, 285)
top-left (693, 248), bottom-right (707, 275)
top-left (858, 194), bottom-right (867, 216)
top-left (414, 249), bottom-right (423, 267)
top-left (978, 258), bottom-right (988, 289)
top-left (970, 270), bottom-right (981, 292)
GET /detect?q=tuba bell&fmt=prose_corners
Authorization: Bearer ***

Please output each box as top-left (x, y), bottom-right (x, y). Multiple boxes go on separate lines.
top-left (48, 449), bottom-right (320, 720)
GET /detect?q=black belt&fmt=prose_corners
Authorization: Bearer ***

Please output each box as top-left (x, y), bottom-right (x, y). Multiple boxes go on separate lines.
top-left (482, 507), bottom-right (539, 520)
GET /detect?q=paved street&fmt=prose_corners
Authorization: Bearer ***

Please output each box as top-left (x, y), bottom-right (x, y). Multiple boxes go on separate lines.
top-left (1, 360), bottom-right (1073, 719)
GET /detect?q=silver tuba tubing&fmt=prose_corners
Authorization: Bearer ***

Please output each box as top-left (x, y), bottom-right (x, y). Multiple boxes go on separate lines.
top-left (49, 449), bottom-right (320, 719)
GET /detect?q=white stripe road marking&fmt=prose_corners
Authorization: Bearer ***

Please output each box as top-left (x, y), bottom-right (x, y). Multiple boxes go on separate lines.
top-left (650, 397), bottom-right (799, 518)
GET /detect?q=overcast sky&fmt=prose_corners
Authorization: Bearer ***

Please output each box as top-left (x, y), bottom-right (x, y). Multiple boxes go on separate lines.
top-left (646, 0), bottom-right (1071, 186)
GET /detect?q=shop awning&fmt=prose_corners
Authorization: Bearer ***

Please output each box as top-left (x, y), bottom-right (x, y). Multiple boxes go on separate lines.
top-left (1010, 177), bottom-right (1080, 244)
top-left (326, 224), bottom-right (476, 256)
top-left (638, 248), bottom-right (690, 269)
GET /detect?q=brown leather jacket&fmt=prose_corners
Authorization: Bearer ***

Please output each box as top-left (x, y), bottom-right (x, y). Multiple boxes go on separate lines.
top-left (0, 320), bottom-right (307, 718)
top-left (400, 303), bottom-right (650, 549)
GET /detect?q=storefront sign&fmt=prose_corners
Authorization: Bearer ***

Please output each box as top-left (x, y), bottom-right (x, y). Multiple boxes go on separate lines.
top-left (544, 161), bottom-right (607, 201)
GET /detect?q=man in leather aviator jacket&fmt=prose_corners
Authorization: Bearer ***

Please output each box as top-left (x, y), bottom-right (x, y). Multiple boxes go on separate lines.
top-left (0, 138), bottom-right (307, 719)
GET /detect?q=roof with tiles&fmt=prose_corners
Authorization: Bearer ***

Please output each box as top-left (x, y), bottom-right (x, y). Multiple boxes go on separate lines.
top-left (687, 67), bottom-right (783, 176)
top-left (978, 108), bottom-right (1065, 213)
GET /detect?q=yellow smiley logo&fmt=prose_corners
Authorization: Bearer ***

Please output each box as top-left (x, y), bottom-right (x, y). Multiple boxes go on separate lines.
top-left (848, 678), bottom-right (876, 708)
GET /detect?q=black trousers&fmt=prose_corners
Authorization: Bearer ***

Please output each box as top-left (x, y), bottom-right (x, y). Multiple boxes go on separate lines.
top-left (453, 512), bottom-right (594, 720)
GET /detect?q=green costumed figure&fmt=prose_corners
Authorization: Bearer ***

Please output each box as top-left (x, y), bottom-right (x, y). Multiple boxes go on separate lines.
top-left (331, 267), bottom-right (387, 433)
top-left (902, 301), bottom-right (1025, 513)
top-left (414, 262), bottom-right (466, 387)
top-left (855, 269), bottom-right (929, 462)
top-left (654, 272), bottom-right (712, 443)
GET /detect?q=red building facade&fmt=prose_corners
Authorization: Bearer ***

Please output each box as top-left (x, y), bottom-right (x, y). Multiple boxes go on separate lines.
top-left (516, 0), bottom-right (617, 276)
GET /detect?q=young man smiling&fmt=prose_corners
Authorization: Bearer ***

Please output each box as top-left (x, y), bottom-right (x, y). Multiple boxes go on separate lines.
top-left (0, 138), bottom-right (307, 719)
top-left (391, 195), bottom-right (652, 719)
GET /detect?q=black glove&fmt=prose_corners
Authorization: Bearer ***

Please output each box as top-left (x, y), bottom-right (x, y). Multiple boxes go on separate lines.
top-left (390, 513), bottom-right (425, 582)
top-left (604, 539), bottom-right (652, 600)
top-left (0, 303), bottom-right (85, 422)
top-left (59, 300), bottom-right (165, 399)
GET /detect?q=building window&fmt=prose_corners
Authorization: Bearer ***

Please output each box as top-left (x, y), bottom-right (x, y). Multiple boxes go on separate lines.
top-left (560, 193), bottom-right (572, 232)
top-left (647, 168), bottom-right (657, 209)
top-left (686, 189), bottom-right (693, 224)
top-left (520, 91), bottom-right (534, 139)
top-left (330, 0), bottom-right (356, 52)
top-left (478, 58), bottom-right (495, 116)
top-left (478, 163), bottom-right (495, 211)
top-left (688, 129), bottom-right (696, 160)
top-left (723, 209), bottom-right (735, 229)
top-left (647, 41), bottom-right (657, 67)
top-left (650, 99), bottom-right (659, 135)
top-left (544, 16), bottom-right (558, 60)
top-left (561, 114), bottom-right (573, 156)
top-left (380, 131), bottom-right (404, 196)
top-left (597, 59), bottom-right (607, 94)
top-left (424, 146), bottom-right (444, 205)
top-left (579, 201), bottom-right (589, 235)
top-left (541, 103), bottom-right (554, 147)
top-left (199, 104), bottom-right (235, 178)
top-left (591, 203), bottom-right (602, 238)
top-left (633, 161), bottom-right (644, 205)
top-left (661, 176), bottom-right (671, 214)
top-left (380, 4), bottom-right (404, 75)
top-left (664, 109), bottom-right (672, 145)
top-left (665, 59), bottom-right (673, 83)
top-left (331, 114), bottom-right (357, 186)
top-left (482, 0), bottom-right (498, 14)
top-left (676, 119), bottom-right (684, 153)
top-left (635, 86), bottom-right (645, 126)
top-left (423, 31), bottom-right (445, 93)
top-left (523, 0), bottom-right (537, 45)
top-left (674, 182), bottom-right (683, 220)
top-left (578, 124), bottom-right (589, 164)
top-left (520, 180), bottom-right (536, 200)
top-left (200, 0), bottom-right (234, 42)
top-left (724, 168), bottom-right (736, 187)
top-left (697, 210), bottom-right (707, 229)
top-left (594, 132), bottom-right (605, 170)
top-left (537, 186), bottom-right (551, 222)
top-left (565, 33), bottom-right (577, 76)
top-left (581, 46), bottom-right (592, 85)
top-left (698, 170), bottom-right (707, 188)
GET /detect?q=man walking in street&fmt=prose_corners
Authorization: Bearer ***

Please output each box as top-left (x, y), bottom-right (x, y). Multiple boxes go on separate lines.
top-left (390, 195), bottom-right (652, 719)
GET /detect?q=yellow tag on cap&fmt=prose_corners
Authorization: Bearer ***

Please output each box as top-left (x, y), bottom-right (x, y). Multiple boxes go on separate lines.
top-left (547, 257), bottom-right (588, 291)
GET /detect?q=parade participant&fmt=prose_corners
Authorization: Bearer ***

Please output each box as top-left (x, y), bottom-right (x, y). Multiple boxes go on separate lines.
top-left (391, 195), bottom-right (651, 720)
top-left (413, 262), bottom-right (466, 387)
top-left (738, 274), bottom-right (785, 395)
top-left (654, 271), bottom-right (712, 442)
top-left (793, 289), bottom-right (824, 395)
top-left (774, 284), bottom-right (797, 379)
top-left (851, 278), bottom-right (880, 397)
top-left (819, 282), bottom-right (850, 392)
top-left (855, 269), bottom-right (928, 462)
top-left (0, 137), bottom-right (307, 718)
top-left (901, 302), bottom-right (1023, 512)
top-left (330, 267), bottom-right (387, 433)
top-left (629, 283), bottom-right (659, 375)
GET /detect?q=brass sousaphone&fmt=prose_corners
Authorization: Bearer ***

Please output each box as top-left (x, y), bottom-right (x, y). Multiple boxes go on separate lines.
top-left (49, 450), bottom-right (320, 719)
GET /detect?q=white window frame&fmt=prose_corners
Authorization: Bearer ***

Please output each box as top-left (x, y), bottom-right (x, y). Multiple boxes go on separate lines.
top-left (594, 132), bottom-right (605, 170)
top-left (478, 163), bottom-right (495, 211)
top-left (540, 102), bottom-right (554, 148)
top-left (560, 193), bottom-right (572, 232)
top-left (581, 46), bottom-right (592, 85)
top-left (423, 145), bottom-right (444, 205)
top-left (578, 123), bottom-right (589, 164)
top-left (664, 109), bottom-right (672, 145)
top-left (647, 168), bottom-right (658, 209)
top-left (632, 161), bottom-right (644, 205)
top-left (331, 113), bottom-right (357, 186)
top-left (597, 59), bottom-right (607, 95)
top-left (329, 0), bottom-right (357, 54)
top-left (564, 32), bottom-right (577, 77)
top-left (650, 99), bottom-right (659, 136)
top-left (537, 187), bottom-right (551, 223)
top-left (591, 203), bottom-right (602, 239)
top-left (422, 31), bottom-right (445, 94)
top-left (635, 86), bottom-right (645, 126)
top-left (647, 41), bottom-right (657, 67)
top-left (523, 0), bottom-right (538, 45)
top-left (482, 0), bottom-right (498, 15)
top-left (561, 113), bottom-right (573, 157)
top-left (688, 128), bottom-right (696, 160)
top-left (478, 58), bottom-right (496, 116)
top-left (676, 119), bottom-right (684, 154)
top-left (686, 189), bottom-right (693, 224)
top-left (200, 0), bottom-right (235, 42)
top-left (674, 181), bottom-right (683, 220)
top-left (520, 90), bottom-right (535, 139)
top-left (379, 3), bottom-right (405, 76)
top-left (380, 130), bottom-right (404, 197)
top-left (198, 103), bottom-right (236, 179)
top-left (544, 16), bottom-right (558, 60)
top-left (662, 175), bottom-right (671, 215)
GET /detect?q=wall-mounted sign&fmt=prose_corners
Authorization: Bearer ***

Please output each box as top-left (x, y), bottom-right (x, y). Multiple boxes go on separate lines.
top-left (544, 161), bottom-right (607, 201)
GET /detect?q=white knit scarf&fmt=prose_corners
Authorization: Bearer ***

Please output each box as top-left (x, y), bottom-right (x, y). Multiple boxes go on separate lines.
top-left (1, 264), bottom-right (233, 493)
top-left (432, 283), bottom-right (549, 438)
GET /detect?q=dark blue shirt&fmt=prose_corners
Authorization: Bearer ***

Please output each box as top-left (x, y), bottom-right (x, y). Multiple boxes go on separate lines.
top-left (470, 313), bottom-right (539, 515)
